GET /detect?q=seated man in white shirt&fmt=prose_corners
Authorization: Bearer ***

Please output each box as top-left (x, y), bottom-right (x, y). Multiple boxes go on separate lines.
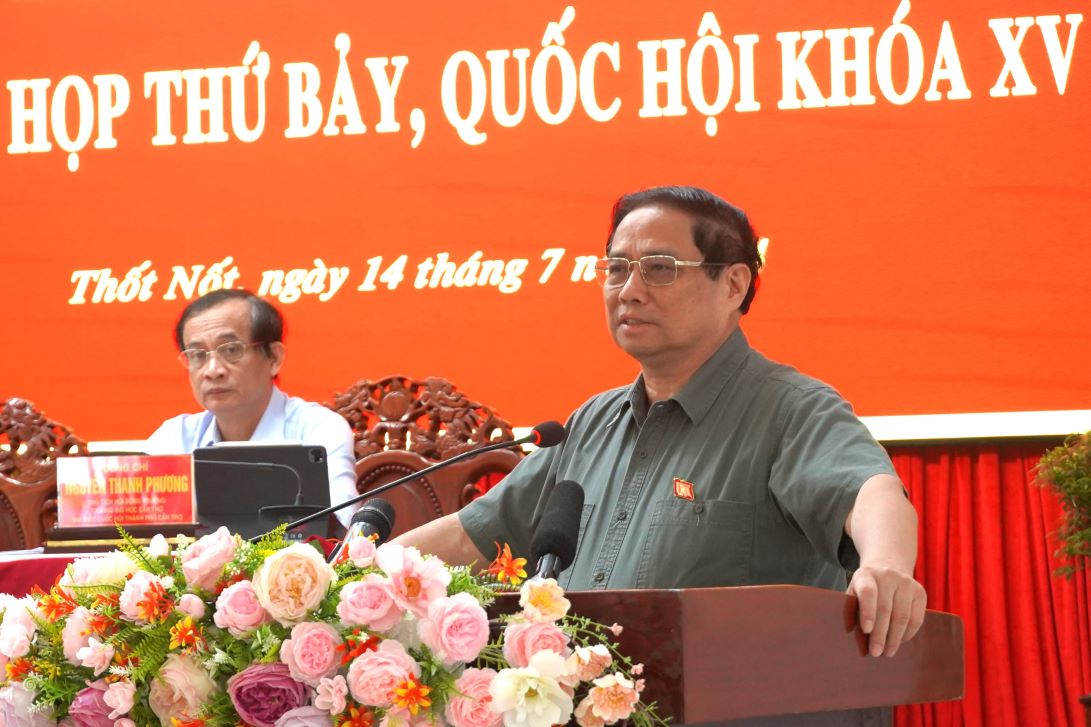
top-left (144, 289), bottom-right (358, 530)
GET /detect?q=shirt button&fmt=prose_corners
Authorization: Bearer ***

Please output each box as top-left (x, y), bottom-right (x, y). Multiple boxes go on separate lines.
top-left (695, 504), bottom-right (705, 514)
top-left (638, 450), bottom-right (647, 459)
top-left (617, 511), bottom-right (628, 521)
top-left (594, 572), bottom-right (605, 583)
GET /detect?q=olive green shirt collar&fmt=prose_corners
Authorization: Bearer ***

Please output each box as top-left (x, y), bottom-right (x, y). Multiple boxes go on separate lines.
top-left (624, 327), bottom-right (752, 426)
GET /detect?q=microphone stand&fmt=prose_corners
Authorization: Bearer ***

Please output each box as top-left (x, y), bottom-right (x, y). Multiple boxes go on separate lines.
top-left (248, 433), bottom-right (534, 543)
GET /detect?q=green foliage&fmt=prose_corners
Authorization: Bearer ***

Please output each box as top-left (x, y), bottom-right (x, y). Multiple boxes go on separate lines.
top-left (226, 526), bottom-right (292, 580)
top-left (128, 699), bottom-right (159, 727)
top-left (448, 566), bottom-right (499, 606)
top-left (118, 618), bottom-right (177, 683)
top-left (24, 670), bottom-right (82, 718)
top-left (199, 690), bottom-right (240, 727)
top-left (1037, 432), bottom-right (1091, 575)
top-left (116, 526), bottom-right (167, 576)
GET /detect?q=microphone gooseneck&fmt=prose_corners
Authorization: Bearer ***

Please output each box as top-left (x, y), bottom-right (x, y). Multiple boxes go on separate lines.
top-left (248, 420), bottom-right (567, 543)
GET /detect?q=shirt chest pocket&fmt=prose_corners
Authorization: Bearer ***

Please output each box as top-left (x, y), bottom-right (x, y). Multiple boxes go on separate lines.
top-left (635, 497), bottom-right (755, 589)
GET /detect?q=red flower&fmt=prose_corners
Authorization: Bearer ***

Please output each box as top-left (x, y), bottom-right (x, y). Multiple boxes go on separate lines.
top-left (335, 630), bottom-right (380, 666)
top-left (136, 579), bottom-right (174, 623)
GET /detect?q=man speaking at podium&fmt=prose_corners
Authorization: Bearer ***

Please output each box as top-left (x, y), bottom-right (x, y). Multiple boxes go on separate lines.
top-left (397, 186), bottom-right (927, 671)
top-left (144, 289), bottom-right (358, 528)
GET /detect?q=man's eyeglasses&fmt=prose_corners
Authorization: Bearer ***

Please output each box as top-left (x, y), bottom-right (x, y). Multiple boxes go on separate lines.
top-left (177, 341), bottom-right (266, 370)
top-left (593, 255), bottom-right (730, 287)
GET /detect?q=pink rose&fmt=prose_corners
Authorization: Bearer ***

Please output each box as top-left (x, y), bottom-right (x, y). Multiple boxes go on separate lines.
top-left (115, 719), bottom-right (136, 727)
top-left (148, 534), bottom-right (171, 558)
top-left (59, 553), bottom-right (135, 593)
top-left (0, 683), bottom-right (55, 727)
top-left (0, 624), bottom-right (31, 660)
top-left (252, 543), bottom-right (336, 626)
top-left (280, 622), bottom-right (343, 686)
top-left (375, 544), bottom-right (451, 618)
top-left (347, 537), bottom-right (376, 568)
top-left (444, 668), bottom-right (501, 727)
top-left (1, 598), bottom-right (39, 634)
top-left (69, 681), bottom-right (113, 727)
top-left (314, 675), bottom-right (348, 714)
top-left (346, 639), bottom-right (420, 708)
top-left (418, 593), bottom-right (490, 664)
top-left (502, 621), bottom-right (571, 668)
top-left (586, 674), bottom-right (639, 724)
top-left (227, 663), bottom-right (309, 727)
top-left (177, 594), bottom-right (207, 620)
top-left (62, 606), bottom-right (94, 665)
top-left (275, 705), bottom-right (333, 727)
top-left (103, 681), bottom-right (136, 719)
top-left (213, 580), bottom-right (271, 636)
top-left (148, 654), bottom-right (217, 725)
top-left (118, 571), bottom-right (172, 623)
top-left (77, 637), bottom-right (115, 676)
top-left (337, 575), bottom-right (403, 632)
top-left (182, 526), bottom-right (238, 592)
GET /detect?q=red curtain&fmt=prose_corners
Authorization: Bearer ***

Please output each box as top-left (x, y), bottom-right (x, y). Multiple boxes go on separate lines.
top-left (890, 440), bottom-right (1091, 727)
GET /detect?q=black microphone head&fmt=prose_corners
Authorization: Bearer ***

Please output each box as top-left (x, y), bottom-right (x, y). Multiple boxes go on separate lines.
top-left (353, 498), bottom-right (395, 542)
top-left (530, 421), bottom-right (566, 448)
top-left (530, 480), bottom-right (585, 575)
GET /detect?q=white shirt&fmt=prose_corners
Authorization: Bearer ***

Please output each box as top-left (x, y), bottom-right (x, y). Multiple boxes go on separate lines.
top-left (145, 387), bottom-right (358, 528)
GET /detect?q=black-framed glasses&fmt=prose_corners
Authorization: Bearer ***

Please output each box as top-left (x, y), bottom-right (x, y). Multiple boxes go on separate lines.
top-left (177, 341), bottom-right (266, 370)
top-left (593, 255), bottom-right (730, 287)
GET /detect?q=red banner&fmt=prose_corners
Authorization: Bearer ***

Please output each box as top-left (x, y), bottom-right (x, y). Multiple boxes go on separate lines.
top-left (56, 455), bottom-right (195, 527)
top-left (1, 1), bottom-right (1088, 440)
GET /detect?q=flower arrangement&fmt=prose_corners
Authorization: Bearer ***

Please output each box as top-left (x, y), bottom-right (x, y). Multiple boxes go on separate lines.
top-left (0, 528), bottom-right (664, 727)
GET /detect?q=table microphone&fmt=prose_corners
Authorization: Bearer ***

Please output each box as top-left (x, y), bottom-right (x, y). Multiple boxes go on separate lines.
top-left (531, 479), bottom-right (585, 580)
top-left (326, 498), bottom-right (395, 563)
top-left (249, 420), bottom-right (566, 543)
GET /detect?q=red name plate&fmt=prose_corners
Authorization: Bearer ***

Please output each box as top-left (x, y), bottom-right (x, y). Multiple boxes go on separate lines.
top-left (56, 455), bottom-right (195, 528)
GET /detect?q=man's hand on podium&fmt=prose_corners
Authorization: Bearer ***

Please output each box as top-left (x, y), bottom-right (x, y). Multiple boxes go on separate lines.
top-left (847, 564), bottom-right (927, 658)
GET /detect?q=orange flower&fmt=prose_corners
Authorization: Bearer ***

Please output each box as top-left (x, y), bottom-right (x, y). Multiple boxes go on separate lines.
top-left (335, 630), bottom-right (380, 665)
top-left (5, 658), bottom-right (33, 681)
top-left (393, 674), bottom-right (432, 715)
top-left (92, 591), bottom-right (120, 612)
top-left (337, 703), bottom-right (375, 727)
top-left (38, 588), bottom-right (78, 622)
top-left (136, 579), bottom-right (175, 623)
top-left (487, 542), bottom-right (527, 586)
top-left (169, 616), bottom-right (204, 651)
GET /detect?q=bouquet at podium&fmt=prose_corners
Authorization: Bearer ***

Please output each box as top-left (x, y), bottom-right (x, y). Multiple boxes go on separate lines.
top-left (0, 528), bottom-right (663, 727)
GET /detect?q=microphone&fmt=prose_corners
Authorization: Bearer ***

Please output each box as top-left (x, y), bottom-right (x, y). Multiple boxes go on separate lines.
top-left (248, 420), bottom-right (567, 543)
top-left (530, 480), bottom-right (585, 580)
top-left (327, 498), bottom-right (395, 563)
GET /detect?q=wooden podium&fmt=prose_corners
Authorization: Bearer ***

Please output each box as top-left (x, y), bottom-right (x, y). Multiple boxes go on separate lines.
top-left (502, 585), bottom-right (963, 724)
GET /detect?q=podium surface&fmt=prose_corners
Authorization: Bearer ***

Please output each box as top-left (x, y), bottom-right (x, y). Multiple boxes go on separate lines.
top-left (531, 585), bottom-right (962, 724)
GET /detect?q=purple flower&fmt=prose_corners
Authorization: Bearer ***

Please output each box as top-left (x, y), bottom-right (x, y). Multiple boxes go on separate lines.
top-left (68, 681), bottom-right (113, 727)
top-left (228, 662), bottom-right (310, 727)
top-left (275, 705), bottom-right (334, 727)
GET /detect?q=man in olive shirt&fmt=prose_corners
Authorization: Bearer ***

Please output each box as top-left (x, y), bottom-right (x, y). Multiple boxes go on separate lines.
top-left (397, 186), bottom-right (926, 664)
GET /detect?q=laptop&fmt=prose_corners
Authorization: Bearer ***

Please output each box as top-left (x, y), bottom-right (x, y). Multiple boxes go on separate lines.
top-left (193, 444), bottom-right (331, 540)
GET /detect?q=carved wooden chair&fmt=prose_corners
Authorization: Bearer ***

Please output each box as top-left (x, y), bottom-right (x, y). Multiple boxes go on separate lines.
top-left (326, 376), bottom-right (524, 538)
top-left (0, 398), bottom-right (88, 550)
